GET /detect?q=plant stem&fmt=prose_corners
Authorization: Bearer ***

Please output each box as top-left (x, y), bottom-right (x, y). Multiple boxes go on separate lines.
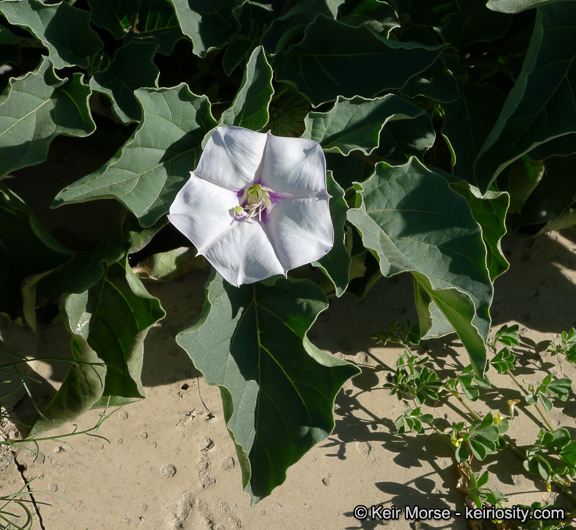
top-left (506, 369), bottom-right (555, 432)
top-left (447, 388), bottom-right (482, 422)
top-left (429, 422), bottom-right (455, 451)
top-left (551, 477), bottom-right (576, 504)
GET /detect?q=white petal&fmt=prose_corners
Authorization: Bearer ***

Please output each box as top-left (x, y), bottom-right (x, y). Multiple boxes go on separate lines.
top-left (168, 173), bottom-right (239, 252)
top-left (202, 221), bottom-right (285, 287)
top-left (265, 197), bottom-right (333, 270)
top-left (195, 126), bottom-right (268, 190)
top-left (258, 133), bottom-right (327, 196)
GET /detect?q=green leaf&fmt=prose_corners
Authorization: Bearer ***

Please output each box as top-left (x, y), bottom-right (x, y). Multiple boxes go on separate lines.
top-left (0, 21), bottom-right (24, 65)
top-left (469, 438), bottom-right (489, 460)
top-left (475, 4), bottom-right (576, 191)
top-left (497, 156), bottom-right (544, 215)
top-left (326, 152), bottom-right (374, 189)
top-left (132, 246), bottom-right (209, 282)
top-left (167, 0), bottom-right (244, 57)
top-left (0, 57), bottom-right (96, 178)
top-left (441, 0), bottom-right (513, 46)
top-left (33, 258), bottom-right (165, 433)
top-left (507, 154), bottom-right (576, 235)
top-left (128, 0), bottom-right (184, 55)
top-left (456, 441), bottom-right (469, 462)
top-left (443, 82), bottom-right (506, 178)
top-left (125, 216), bottom-right (169, 254)
top-left (399, 55), bottom-right (460, 104)
top-left (0, 184), bottom-right (72, 323)
top-left (273, 15), bottom-right (445, 106)
top-left (347, 158), bottom-right (492, 373)
top-left (337, 0), bottom-right (399, 37)
top-left (36, 227), bottom-right (127, 302)
top-left (0, 20), bottom-right (23, 45)
top-left (86, 0), bottom-right (138, 38)
top-left (547, 377), bottom-right (572, 401)
top-left (312, 172), bottom-right (351, 297)
top-left (486, 0), bottom-right (574, 14)
top-left (220, 46), bottom-right (273, 130)
top-left (374, 111), bottom-right (436, 164)
top-left (527, 132), bottom-right (576, 160)
top-left (261, 0), bottom-right (338, 54)
top-left (222, 33), bottom-right (259, 76)
top-left (477, 470), bottom-right (490, 488)
top-left (539, 394), bottom-right (553, 411)
top-left (0, 0), bottom-right (103, 69)
top-left (302, 95), bottom-right (428, 155)
top-left (176, 272), bottom-right (360, 503)
top-left (31, 296), bottom-right (108, 434)
top-left (52, 84), bottom-right (217, 227)
top-left (440, 174), bottom-right (510, 281)
top-left (90, 40), bottom-right (160, 124)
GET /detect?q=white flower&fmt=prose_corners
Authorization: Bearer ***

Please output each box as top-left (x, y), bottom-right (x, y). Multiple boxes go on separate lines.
top-left (168, 126), bottom-right (333, 287)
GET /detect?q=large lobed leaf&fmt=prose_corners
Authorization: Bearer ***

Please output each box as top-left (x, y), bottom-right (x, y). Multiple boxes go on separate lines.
top-left (443, 82), bottom-right (507, 179)
top-left (474, 3), bottom-right (576, 191)
top-left (86, 0), bottom-right (139, 39)
top-left (33, 258), bottom-right (165, 434)
top-left (220, 46), bottom-right (274, 131)
top-left (302, 95), bottom-right (430, 155)
top-left (176, 273), bottom-right (360, 503)
top-left (261, 0), bottom-right (341, 54)
top-left (126, 0), bottom-right (184, 55)
top-left (90, 40), bottom-right (160, 124)
top-left (440, 0), bottom-right (513, 46)
top-left (273, 15), bottom-right (445, 106)
top-left (167, 0), bottom-right (244, 57)
top-left (52, 84), bottom-right (217, 227)
top-left (0, 57), bottom-right (95, 178)
top-left (348, 158), bottom-right (494, 373)
top-left (0, 0), bottom-right (103, 69)
top-left (88, 0), bottom-right (183, 55)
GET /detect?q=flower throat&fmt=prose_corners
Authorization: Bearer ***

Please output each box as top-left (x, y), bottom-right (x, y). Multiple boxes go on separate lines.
top-left (234, 183), bottom-right (272, 222)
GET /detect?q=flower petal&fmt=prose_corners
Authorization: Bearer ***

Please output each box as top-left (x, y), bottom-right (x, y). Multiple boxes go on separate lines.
top-left (258, 133), bottom-right (327, 196)
top-left (202, 221), bottom-right (285, 287)
top-left (168, 174), bottom-right (239, 252)
top-left (195, 126), bottom-right (268, 190)
top-left (265, 197), bottom-right (333, 270)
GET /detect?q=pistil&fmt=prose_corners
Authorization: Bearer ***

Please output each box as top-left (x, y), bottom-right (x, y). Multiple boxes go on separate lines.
top-left (234, 184), bottom-right (272, 222)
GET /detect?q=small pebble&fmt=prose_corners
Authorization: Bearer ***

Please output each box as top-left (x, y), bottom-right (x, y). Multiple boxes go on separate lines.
top-left (161, 464), bottom-right (177, 478)
top-left (119, 411), bottom-right (129, 421)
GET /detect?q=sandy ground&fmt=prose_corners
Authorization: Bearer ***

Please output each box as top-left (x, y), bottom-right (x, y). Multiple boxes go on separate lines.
top-left (2, 137), bottom-right (576, 530)
top-left (2, 227), bottom-right (576, 530)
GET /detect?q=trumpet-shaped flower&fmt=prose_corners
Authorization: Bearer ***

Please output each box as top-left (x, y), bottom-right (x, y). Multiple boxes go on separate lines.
top-left (168, 126), bottom-right (333, 287)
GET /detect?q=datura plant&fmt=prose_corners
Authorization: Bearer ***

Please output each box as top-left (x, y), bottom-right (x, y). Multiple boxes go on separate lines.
top-left (169, 126), bottom-right (333, 286)
top-left (1, 0), bottom-right (575, 505)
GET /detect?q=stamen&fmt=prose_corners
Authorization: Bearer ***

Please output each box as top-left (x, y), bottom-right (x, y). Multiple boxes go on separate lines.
top-left (234, 184), bottom-right (272, 222)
